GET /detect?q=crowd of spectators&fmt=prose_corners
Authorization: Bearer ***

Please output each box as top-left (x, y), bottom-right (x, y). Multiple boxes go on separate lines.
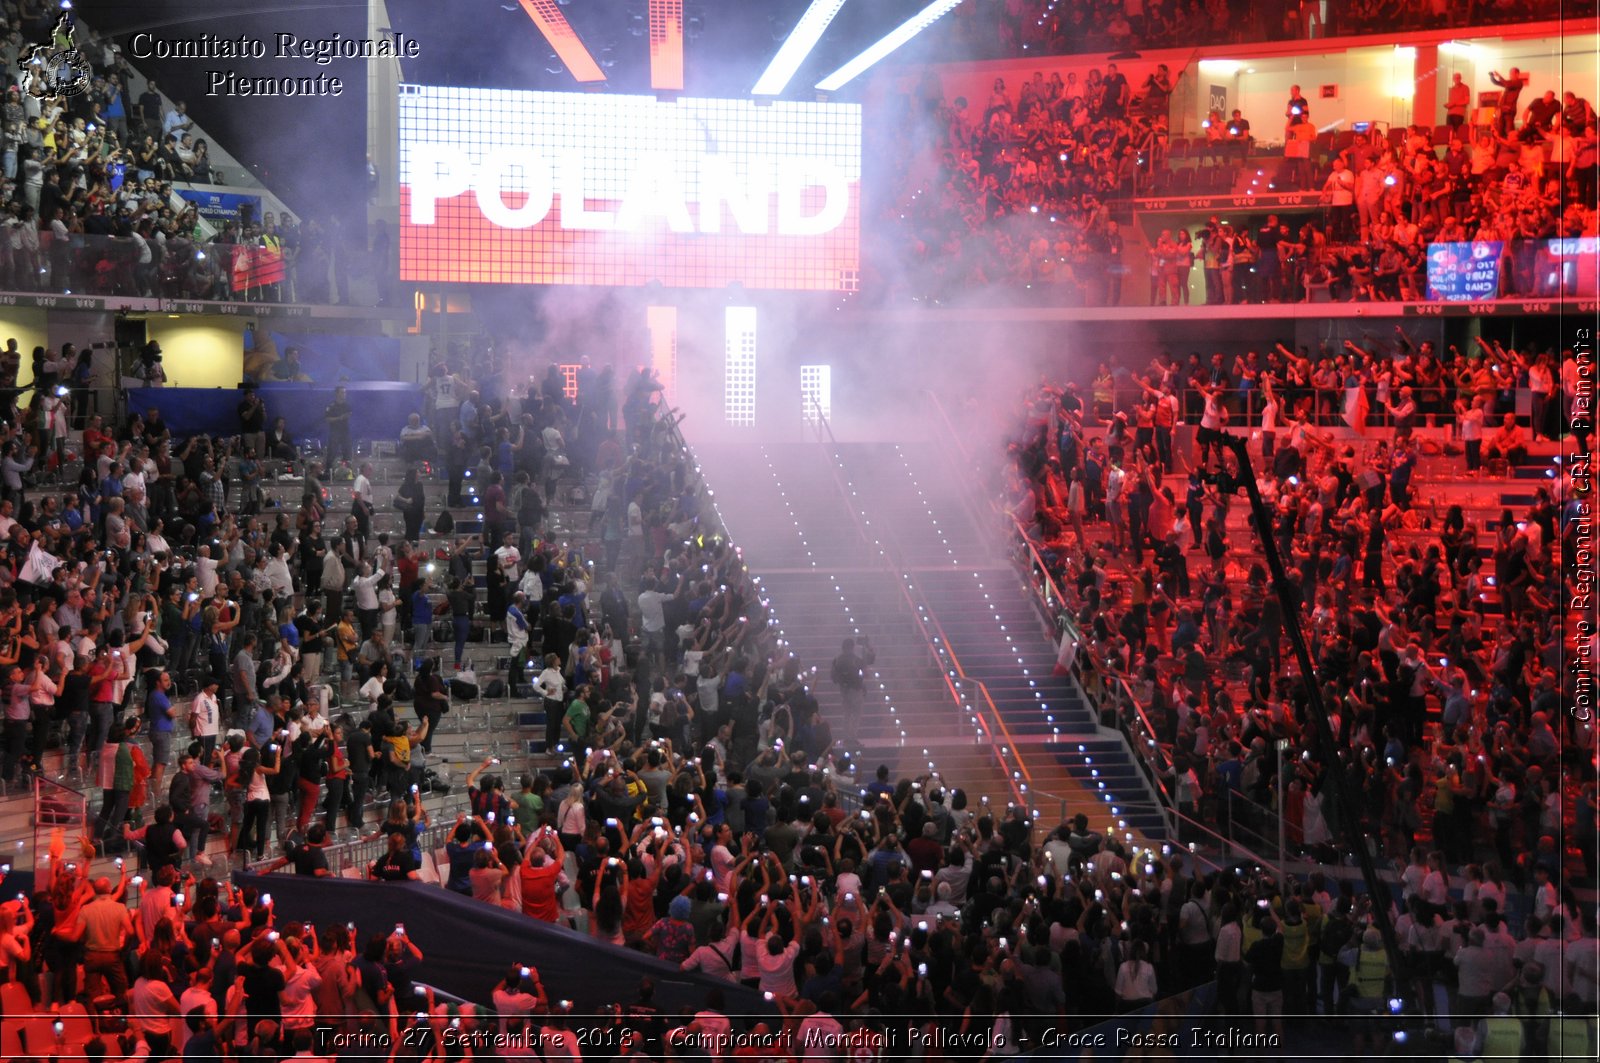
top-left (877, 57), bottom-right (1597, 305)
top-left (1001, 332), bottom-right (1595, 1051)
top-left (0, 3), bottom-right (357, 303)
top-left (0, 331), bottom-right (1056, 1060)
top-left (0, 312), bottom-right (1590, 1061)
top-left (943, 0), bottom-right (1597, 61)
top-left (877, 63), bottom-right (1164, 303)
top-left (0, 321), bottom-right (1589, 1060)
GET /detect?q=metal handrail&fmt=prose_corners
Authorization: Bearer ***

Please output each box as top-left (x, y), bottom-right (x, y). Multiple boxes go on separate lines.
top-left (912, 606), bottom-right (1033, 802)
top-left (925, 392), bottom-right (1176, 833)
top-left (247, 795), bottom-right (471, 877)
top-left (924, 393), bottom-right (1081, 642)
top-left (1222, 786), bottom-right (1298, 857)
top-left (804, 396), bottom-right (1028, 810)
top-left (1158, 803), bottom-right (1285, 878)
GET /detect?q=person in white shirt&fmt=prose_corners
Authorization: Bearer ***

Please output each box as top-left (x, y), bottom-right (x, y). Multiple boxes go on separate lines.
top-left (176, 967), bottom-right (218, 1050)
top-left (494, 541), bottom-right (521, 581)
top-left (1531, 866), bottom-right (1560, 921)
top-left (195, 545), bottom-right (219, 597)
top-left (300, 697), bottom-right (329, 736)
top-left (261, 637), bottom-right (297, 697)
top-left (350, 564), bottom-right (382, 639)
top-left (680, 922), bottom-right (741, 984)
top-left (491, 966), bottom-right (544, 1037)
top-left (1481, 916), bottom-right (1518, 988)
top-left (279, 938), bottom-right (324, 1036)
top-left (1456, 397), bottom-right (1487, 474)
top-left (264, 547), bottom-right (295, 599)
top-left (1214, 905), bottom-right (1244, 1011)
top-left (679, 1005), bottom-right (733, 1061)
top-left (378, 582), bottom-right (398, 645)
top-left (756, 933), bottom-right (800, 1000)
top-left (190, 678), bottom-right (220, 757)
top-left (129, 954), bottom-right (181, 1042)
top-left (636, 577), bottom-right (671, 661)
top-left (532, 656), bottom-right (567, 753)
top-left (1114, 941), bottom-right (1160, 1007)
top-left (1420, 852), bottom-right (1450, 909)
top-left (1041, 827), bottom-right (1074, 879)
top-left (795, 1006), bottom-right (844, 1060)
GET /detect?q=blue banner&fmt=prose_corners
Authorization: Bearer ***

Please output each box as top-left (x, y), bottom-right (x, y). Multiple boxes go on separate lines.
top-left (127, 383), bottom-right (420, 445)
top-left (176, 188), bottom-right (263, 224)
top-left (265, 331), bottom-right (403, 383)
top-left (1425, 240), bottom-right (1503, 301)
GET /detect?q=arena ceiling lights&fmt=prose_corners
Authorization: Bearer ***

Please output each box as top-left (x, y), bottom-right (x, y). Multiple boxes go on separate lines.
top-left (648, 0), bottom-right (685, 91)
top-left (515, 0), bottom-right (606, 82)
top-left (814, 0), bottom-right (965, 92)
top-left (751, 0), bottom-right (850, 96)
top-left (513, 0), bottom-right (965, 96)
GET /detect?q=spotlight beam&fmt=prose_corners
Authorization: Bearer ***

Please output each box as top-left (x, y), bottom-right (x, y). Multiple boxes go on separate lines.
top-left (752, 0), bottom-right (848, 96)
top-left (515, 0), bottom-right (606, 83)
top-left (814, 0), bottom-right (963, 93)
top-left (648, 0), bottom-right (685, 90)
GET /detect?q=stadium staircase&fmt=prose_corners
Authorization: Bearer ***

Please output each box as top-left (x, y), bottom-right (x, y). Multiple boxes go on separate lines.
top-left (692, 434), bottom-right (1167, 838)
top-left (829, 441), bottom-right (1167, 840)
top-left (691, 439), bottom-right (1004, 791)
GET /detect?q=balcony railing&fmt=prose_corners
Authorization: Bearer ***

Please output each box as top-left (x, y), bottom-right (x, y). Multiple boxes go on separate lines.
top-left (0, 232), bottom-right (342, 305)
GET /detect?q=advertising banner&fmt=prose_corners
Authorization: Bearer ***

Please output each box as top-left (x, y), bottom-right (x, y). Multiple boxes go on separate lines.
top-left (398, 85), bottom-right (862, 291)
top-left (176, 188), bottom-right (263, 224)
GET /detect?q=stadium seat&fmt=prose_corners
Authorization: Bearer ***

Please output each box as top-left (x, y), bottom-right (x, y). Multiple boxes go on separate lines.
top-left (0, 982), bottom-right (31, 1056)
top-left (57, 1003), bottom-right (93, 1044)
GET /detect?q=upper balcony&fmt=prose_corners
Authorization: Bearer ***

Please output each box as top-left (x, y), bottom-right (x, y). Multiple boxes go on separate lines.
top-left (930, 0), bottom-right (1598, 62)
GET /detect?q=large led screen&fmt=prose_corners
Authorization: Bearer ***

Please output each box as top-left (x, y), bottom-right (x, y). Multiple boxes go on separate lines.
top-left (398, 85), bottom-right (862, 291)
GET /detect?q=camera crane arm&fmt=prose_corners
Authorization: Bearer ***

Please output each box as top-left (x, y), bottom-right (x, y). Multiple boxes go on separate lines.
top-left (1216, 430), bottom-right (1412, 1013)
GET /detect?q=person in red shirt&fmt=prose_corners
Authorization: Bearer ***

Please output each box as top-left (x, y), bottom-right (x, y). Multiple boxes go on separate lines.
top-left (519, 828), bottom-right (566, 923)
top-left (87, 648), bottom-right (122, 778)
top-left (395, 542), bottom-right (421, 642)
top-left (81, 415), bottom-right (112, 456)
top-left (905, 821), bottom-right (943, 877)
top-left (483, 472), bottom-right (511, 546)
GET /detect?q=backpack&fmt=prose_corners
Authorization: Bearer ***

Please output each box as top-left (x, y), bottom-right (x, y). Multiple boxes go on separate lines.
top-left (320, 552), bottom-right (345, 592)
top-left (434, 509), bottom-right (455, 535)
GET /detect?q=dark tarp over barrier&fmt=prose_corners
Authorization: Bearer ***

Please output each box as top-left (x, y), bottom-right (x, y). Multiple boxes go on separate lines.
top-left (127, 383), bottom-right (422, 446)
top-left (232, 873), bottom-right (773, 1018)
top-left (267, 332), bottom-right (403, 383)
